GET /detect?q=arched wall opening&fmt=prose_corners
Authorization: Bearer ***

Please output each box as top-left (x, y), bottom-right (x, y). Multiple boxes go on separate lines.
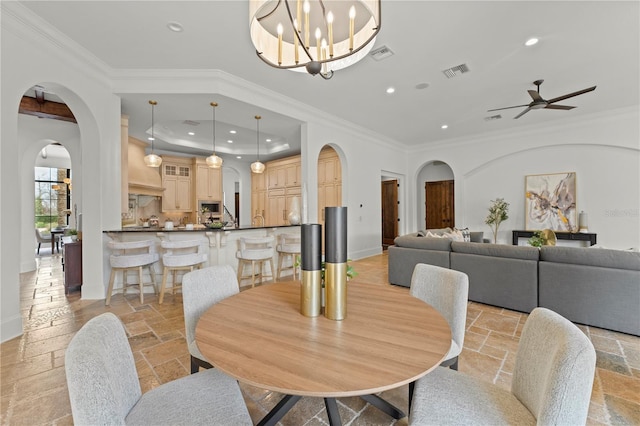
top-left (416, 160), bottom-right (455, 230)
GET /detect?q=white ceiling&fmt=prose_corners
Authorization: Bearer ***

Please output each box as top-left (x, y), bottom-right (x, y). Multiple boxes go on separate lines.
top-left (19, 1), bottom-right (640, 163)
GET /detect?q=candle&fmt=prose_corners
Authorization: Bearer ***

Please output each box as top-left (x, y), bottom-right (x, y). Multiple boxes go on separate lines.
top-left (277, 23), bottom-right (283, 65)
top-left (321, 38), bottom-right (327, 74)
top-left (315, 27), bottom-right (321, 60)
top-left (294, 19), bottom-right (299, 64)
top-left (349, 6), bottom-right (355, 51)
top-left (327, 11), bottom-right (334, 57)
top-left (303, 0), bottom-right (310, 48)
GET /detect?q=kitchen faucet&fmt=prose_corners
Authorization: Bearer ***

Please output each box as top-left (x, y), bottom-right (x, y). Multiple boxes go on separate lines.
top-left (252, 214), bottom-right (265, 227)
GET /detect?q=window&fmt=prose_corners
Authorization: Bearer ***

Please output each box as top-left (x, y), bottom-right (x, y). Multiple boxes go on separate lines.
top-left (35, 167), bottom-right (71, 231)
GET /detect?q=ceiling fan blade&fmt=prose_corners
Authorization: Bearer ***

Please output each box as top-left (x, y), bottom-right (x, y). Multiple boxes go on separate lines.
top-left (513, 107), bottom-right (532, 119)
top-left (487, 104), bottom-right (530, 112)
top-left (544, 104), bottom-right (575, 110)
top-left (528, 90), bottom-right (544, 102)
top-left (547, 86), bottom-right (596, 104)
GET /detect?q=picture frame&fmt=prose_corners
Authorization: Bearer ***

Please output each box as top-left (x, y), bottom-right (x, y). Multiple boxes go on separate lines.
top-left (525, 172), bottom-right (577, 232)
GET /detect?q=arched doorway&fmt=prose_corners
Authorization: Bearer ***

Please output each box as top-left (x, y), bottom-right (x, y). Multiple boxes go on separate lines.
top-left (417, 161), bottom-right (455, 230)
top-left (317, 145), bottom-right (342, 230)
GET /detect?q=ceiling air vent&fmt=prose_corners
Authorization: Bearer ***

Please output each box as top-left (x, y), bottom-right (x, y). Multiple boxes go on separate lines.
top-left (183, 120), bottom-right (200, 126)
top-left (370, 45), bottom-right (394, 61)
top-left (442, 63), bottom-right (469, 79)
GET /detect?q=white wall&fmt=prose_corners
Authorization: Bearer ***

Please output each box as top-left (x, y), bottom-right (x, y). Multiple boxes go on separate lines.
top-left (2, 3), bottom-right (121, 342)
top-left (407, 107), bottom-right (640, 248)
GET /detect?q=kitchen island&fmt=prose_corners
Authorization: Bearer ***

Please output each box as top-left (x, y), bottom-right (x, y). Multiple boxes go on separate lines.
top-left (102, 225), bottom-right (300, 298)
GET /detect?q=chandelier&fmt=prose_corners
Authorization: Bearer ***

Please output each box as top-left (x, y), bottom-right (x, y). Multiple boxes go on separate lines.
top-left (250, 115), bottom-right (266, 174)
top-left (143, 100), bottom-right (162, 168)
top-left (205, 102), bottom-right (223, 168)
top-left (249, 0), bottom-right (381, 79)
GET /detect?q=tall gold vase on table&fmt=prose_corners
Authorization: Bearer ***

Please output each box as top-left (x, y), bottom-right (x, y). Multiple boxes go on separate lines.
top-left (324, 207), bottom-right (347, 320)
top-left (300, 224), bottom-right (322, 317)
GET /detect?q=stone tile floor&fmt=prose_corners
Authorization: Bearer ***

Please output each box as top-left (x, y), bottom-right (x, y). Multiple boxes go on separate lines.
top-left (1, 251), bottom-right (639, 425)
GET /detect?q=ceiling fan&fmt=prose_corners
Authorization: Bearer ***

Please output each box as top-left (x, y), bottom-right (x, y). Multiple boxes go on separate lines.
top-left (488, 79), bottom-right (596, 119)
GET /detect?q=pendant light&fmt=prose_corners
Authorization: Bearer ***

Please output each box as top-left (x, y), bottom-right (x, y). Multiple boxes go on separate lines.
top-left (250, 115), bottom-right (265, 174)
top-left (143, 100), bottom-right (162, 167)
top-left (205, 102), bottom-right (223, 168)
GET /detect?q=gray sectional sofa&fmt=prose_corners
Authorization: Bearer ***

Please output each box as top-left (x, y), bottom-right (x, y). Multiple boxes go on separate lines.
top-left (388, 233), bottom-right (640, 336)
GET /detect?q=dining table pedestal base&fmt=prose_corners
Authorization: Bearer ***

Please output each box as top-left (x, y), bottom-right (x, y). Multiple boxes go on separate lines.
top-left (256, 393), bottom-right (406, 426)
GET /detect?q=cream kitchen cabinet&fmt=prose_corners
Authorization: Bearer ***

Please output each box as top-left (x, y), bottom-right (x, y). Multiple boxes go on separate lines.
top-left (161, 158), bottom-right (192, 212)
top-left (194, 161), bottom-right (222, 202)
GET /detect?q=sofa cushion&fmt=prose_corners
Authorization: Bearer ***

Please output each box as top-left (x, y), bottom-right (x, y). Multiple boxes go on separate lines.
top-left (540, 246), bottom-right (640, 271)
top-left (394, 235), bottom-right (453, 251)
top-left (451, 242), bottom-right (540, 261)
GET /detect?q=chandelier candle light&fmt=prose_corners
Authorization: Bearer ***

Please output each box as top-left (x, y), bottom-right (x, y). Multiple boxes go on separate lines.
top-left (206, 102), bottom-right (223, 168)
top-left (249, 0), bottom-right (381, 79)
top-left (324, 206), bottom-right (348, 320)
top-left (143, 100), bottom-right (162, 168)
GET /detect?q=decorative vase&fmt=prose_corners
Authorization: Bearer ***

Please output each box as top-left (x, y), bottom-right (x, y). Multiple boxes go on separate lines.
top-left (300, 224), bottom-right (322, 317)
top-left (324, 206), bottom-right (347, 320)
top-left (288, 196), bottom-right (301, 225)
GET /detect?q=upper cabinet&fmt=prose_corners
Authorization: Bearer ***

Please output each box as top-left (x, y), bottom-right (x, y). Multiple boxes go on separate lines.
top-left (267, 155), bottom-right (301, 189)
top-left (161, 156), bottom-right (192, 212)
top-left (194, 160), bottom-right (222, 202)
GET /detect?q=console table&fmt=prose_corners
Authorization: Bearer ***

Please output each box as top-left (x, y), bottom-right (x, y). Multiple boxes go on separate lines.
top-left (62, 238), bottom-right (82, 293)
top-left (512, 230), bottom-right (597, 246)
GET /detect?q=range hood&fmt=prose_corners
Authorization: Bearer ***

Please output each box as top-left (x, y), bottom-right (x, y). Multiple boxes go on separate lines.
top-left (128, 137), bottom-right (164, 196)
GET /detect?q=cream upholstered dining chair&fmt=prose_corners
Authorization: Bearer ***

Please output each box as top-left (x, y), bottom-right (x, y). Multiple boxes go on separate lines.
top-left (409, 307), bottom-right (597, 425)
top-left (182, 265), bottom-right (240, 374)
top-left (276, 233), bottom-right (301, 280)
top-left (409, 263), bottom-right (469, 413)
top-left (35, 228), bottom-right (57, 255)
top-left (106, 240), bottom-right (160, 305)
top-left (65, 312), bottom-right (252, 425)
top-left (410, 263), bottom-right (469, 370)
top-left (159, 239), bottom-right (207, 304)
top-left (236, 236), bottom-right (275, 287)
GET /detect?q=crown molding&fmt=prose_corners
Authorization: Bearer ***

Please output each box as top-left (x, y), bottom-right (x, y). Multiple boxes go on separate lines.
top-left (111, 68), bottom-right (408, 154)
top-left (2, 2), bottom-right (113, 90)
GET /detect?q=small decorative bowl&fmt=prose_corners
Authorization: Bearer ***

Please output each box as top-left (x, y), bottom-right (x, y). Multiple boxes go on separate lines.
top-left (208, 222), bottom-right (224, 229)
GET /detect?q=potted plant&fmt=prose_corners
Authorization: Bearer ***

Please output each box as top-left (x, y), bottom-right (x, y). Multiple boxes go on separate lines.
top-left (528, 231), bottom-right (544, 248)
top-left (485, 198), bottom-right (510, 244)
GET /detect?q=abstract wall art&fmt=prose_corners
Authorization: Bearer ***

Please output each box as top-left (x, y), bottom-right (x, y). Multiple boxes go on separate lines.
top-left (525, 172), bottom-right (577, 232)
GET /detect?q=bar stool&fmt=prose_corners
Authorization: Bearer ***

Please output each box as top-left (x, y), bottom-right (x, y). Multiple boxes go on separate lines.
top-left (159, 240), bottom-right (207, 304)
top-left (276, 234), bottom-right (301, 280)
top-left (106, 240), bottom-right (159, 305)
top-left (236, 236), bottom-right (275, 288)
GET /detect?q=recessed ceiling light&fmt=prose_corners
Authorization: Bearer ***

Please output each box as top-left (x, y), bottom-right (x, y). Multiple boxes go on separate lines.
top-left (227, 140), bottom-right (233, 143)
top-left (188, 132), bottom-right (195, 136)
top-left (229, 130), bottom-right (237, 134)
top-left (167, 22), bottom-right (183, 32)
top-left (441, 124), bottom-right (448, 129)
top-left (386, 87), bottom-right (395, 94)
top-left (266, 138), bottom-right (272, 142)
top-left (148, 137), bottom-right (155, 141)
top-left (525, 37), bottom-right (539, 47)
top-left (236, 156), bottom-right (242, 159)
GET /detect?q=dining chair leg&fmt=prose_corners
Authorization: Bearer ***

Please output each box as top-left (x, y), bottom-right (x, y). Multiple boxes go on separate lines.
top-left (269, 258), bottom-right (276, 283)
top-left (106, 268), bottom-right (117, 305)
top-left (138, 266), bottom-right (144, 304)
top-left (277, 253), bottom-right (284, 280)
top-left (37, 242), bottom-right (41, 255)
top-left (159, 266), bottom-right (169, 304)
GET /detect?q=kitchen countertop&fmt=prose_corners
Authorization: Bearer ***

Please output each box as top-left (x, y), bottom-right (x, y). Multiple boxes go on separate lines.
top-left (103, 224), bottom-right (300, 233)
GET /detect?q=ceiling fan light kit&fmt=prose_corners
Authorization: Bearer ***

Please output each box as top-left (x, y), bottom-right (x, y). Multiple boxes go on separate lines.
top-left (249, 0), bottom-right (381, 79)
top-left (488, 79), bottom-right (596, 119)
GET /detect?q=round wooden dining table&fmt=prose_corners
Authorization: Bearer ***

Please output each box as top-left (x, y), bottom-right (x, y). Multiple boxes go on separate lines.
top-left (196, 281), bottom-right (451, 425)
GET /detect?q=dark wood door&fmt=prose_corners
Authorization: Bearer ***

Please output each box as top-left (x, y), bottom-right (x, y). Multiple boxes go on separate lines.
top-left (381, 180), bottom-right (399, 247)
top-left (425, 180), bottom-right (454, 229)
